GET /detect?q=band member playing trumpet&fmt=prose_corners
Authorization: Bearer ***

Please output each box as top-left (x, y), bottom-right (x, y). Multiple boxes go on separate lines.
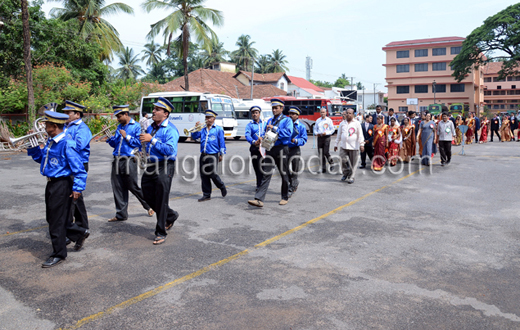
top-left (106, 105), bottom-right (153, 222)
top-left (27, 111), bottom-right (88, 268)
top-left (190, 109), bottom-right (227, 202)
top-left (139, 97), bottom-right (180, 245)
top-left (287, 106), bottom-right (308, 197)
top-left (245, 106), bottom-right (265, 191)
top-left (63, 100), bottom-right (91, 251)
top-left (248, 98), bottom-right (293, 207)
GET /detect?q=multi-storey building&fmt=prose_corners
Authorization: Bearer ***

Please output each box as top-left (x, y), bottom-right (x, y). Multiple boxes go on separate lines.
top-left (483, 62), bottom-right (520, 114)
top-left (383, 37), bottom-right (484, 114)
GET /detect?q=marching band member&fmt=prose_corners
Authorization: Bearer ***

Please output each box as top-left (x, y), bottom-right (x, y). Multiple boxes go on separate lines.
top-left (106, 105), bottom-right (153, 222)
top-left (248, 98), bottom-right (293, 207)
top-left (62, 100), bottom-right (91, 251)
top-left (139, 97), bottom-right (180, 245)
top-left (314, 108), bottom-right (336, 173)
top-left (287, 106), bottom-right (308, 197)
top-left (191, 109), bottom-right (227, 202)
top-left (28, 111), bottom-right (88, 268)
top-left (245, 106), bottom-right (265, 191)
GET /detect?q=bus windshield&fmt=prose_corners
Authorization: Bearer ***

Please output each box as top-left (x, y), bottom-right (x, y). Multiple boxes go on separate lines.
top-left (209, 97), bottom-right (235, 118)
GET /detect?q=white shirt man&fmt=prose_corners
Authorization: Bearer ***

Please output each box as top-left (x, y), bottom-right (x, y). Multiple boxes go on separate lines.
top-left (334, 109), bottom-right (364, 184)
top-left (314, 108), bottom-right (335, 173)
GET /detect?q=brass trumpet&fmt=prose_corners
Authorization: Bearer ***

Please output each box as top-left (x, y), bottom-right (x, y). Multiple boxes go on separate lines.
top-left (90, 124), bottom-right (117, 141)
top-left (9, 131), bottom-right (47, 149)
top-left (183, 122), bottom-right (204, 136)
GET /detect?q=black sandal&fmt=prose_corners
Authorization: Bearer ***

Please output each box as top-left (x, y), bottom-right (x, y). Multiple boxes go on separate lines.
top-left (153, 236), bottom-right (166, 245)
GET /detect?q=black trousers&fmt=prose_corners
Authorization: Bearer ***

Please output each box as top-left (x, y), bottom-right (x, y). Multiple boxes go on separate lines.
top-left (474, 128), bottom-right (479, 142)
top-left (287, 146), bottom-right (301, 192)
top-left (360, 144), bottom-right (374, 166)
top-left (255, 145), bottom-right (290, 201)
top-left (142, 160), bottom-right (178, 237)
top-left (46, 177), bottom-right (86, 259)
top-left (490, 129), bottom-right (501, 141)
top-left (317, 135), bottom-right (333, 170)
top-left (200, 153), bottom-right (225, 197)
top-left (438, 140), bottom-right (452, 163)
top-left (72, 162), bottom-right (89, 230)
top-left (111, 157), bottom-right (150, 220)
top-left (249, 146), bottom-right (264, 188)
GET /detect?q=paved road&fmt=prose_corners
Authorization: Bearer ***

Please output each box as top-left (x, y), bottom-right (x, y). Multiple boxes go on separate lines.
top-left (0, 139), bottom-right (519, 330)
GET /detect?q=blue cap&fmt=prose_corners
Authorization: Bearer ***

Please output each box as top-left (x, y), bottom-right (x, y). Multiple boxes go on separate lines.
top-left (153, 97), bottom-right (174, 113)
top-left (271, 98), bottom-right (285, 107)
top-left (288, 106), bottom-right (300, 115)
top-left (249, 106), bottom-right (262, 112)
top-left (205, 109), bottom-right (218, 117)
top-left (63, 100), bottom-right (86, 112)
top-left (42, 110), bottom-right (69, 124)
top-left (113, 105), bottom-right (130, 115)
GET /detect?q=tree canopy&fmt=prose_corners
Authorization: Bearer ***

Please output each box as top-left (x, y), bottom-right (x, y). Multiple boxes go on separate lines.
top-left (451, 3), bottom-right (520, 82)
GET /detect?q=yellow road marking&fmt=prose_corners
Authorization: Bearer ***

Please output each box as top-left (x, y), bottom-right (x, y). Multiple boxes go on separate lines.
top-left (60, 167), bottom-right (425, 330)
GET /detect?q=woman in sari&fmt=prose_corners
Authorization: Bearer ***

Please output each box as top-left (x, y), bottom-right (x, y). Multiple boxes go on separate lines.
top-left (465, 115), bottom-right (475, 144)
top-left (500, 116), bottom-right (511, 142)
top-left (479, 117), bottom-right (489, 143)
top-left (455, 116), bottom-right (463, 146)
top-left (387, 117), bottom-right (401, 166)
top-left (418, 112), bottom-right (436, 166)
top-left (372, 114), bottom-right (389, 171)
top-left (400, 117), bottom-right (416, 162)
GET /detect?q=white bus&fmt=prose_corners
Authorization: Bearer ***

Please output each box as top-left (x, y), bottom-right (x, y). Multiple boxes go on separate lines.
top-left (140, 92), bottom-right (238, 141)
top-left (231, 99), bottom-right (271, 140)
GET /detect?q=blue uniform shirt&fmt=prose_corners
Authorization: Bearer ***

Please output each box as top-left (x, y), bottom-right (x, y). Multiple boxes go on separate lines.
top-left (146, 119), bottom-right (179, 161)
top-left (264, 114), bottom-right (293, 146)
top-left (27, 132), bottom-right (87, 192)
top-left (288, 119), bottom-right (308, 148)
top-left (65, 119), bottom-right (92, 163)
top-left (191, 124), bottom-right (226, 155)
top-left (106, 119), bottom-right (142, 156)
top-left (245, 119), bottom-right (265, 145)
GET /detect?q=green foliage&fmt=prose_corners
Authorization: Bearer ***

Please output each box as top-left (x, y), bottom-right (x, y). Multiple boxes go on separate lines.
top-left (115, 47), bottom-right (145, 80)
top-left (310, 79), bottom-right (333, 88)
top-left (4, 120), bottom-right (32, 138)
top-left (86, 116), bottom-right (117, 137)
top-left (230, 34), bottom-right (258, 72)
top-left (333, 74), bottom-right (350, 88)
top-left (451, 3), bottom-right (520, 82)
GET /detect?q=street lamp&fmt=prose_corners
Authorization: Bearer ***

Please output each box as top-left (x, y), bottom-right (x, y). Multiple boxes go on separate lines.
top-left (432, 80), bottom-right (437, 104)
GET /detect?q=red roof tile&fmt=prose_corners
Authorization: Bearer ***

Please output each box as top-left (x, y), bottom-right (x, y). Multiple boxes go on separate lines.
top-left (287, 76), bottom-right (324, 92)
top-left (233, 71), bottom-right (289, 83)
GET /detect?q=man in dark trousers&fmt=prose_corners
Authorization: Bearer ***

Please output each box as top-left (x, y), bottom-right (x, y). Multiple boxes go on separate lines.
top-left (372, 105), bottom-right (386, 125)
top-left (287, 106), bottom-right (308, 197)
top-left (28, 111), bottom-right (89, 267)
top-left (510, 115), bottom-right (518, 141)
top-left (140, 97), bottom-right (180, 245)
top-left (245, 106), bottom-right (265, 191)
top-left (360, 114), bottom-right (374, 169)
top-left (490, 113), bottom-right (501, 142)
top-left (473, 113), bottom-right (480, 143)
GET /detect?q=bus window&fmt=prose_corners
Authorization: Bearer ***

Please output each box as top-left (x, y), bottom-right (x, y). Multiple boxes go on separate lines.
top-left (236, 110), bottom-right (250, 119)
top-left (211, 102), bottom-right (235, 118)
top-left (200, 100), bottom-right (209, 112)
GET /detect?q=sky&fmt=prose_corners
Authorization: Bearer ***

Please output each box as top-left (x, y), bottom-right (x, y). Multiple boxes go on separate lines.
top-left (41, 0), bottom-right (518, 92)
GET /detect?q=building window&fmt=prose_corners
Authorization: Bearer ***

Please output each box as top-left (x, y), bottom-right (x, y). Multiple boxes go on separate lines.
top-left (497, 86), bottom-right (501, 89)
top-left (450, 84), bottom-right (465, 92)
top-left (434, 84), bottom-right (446, 93)
top-left (415, 63), bottom-right (428, 72)
top-left (396, 65), bottom-right (410, 73)
top-left (420, 106), bottom-right (428, 111)
top-left (415, 85), bottom-right (428, 93)
top-left (451, 47), bottom-right (462, 55)
top-left (279, 82), bottom-right (285, 90)
top-left (484, 91), bottom-right (492, 95)
top-left (512, 85), bottom-right (516, 89)
top-left (484, 77), bottom-right (492, 83)
top-left (398, 106), bottom-right (409, 112)
top-left (396, 86), bottom-right (409, 94)
top-left (493, 105), bottom-right (499, 109)
top-left (432, 48), bottom-right (446, 56)
top-left (396, 50), bottom-right (409, 58)
top-left (415, 49), bottom-right (428, 57)
top-left (493, 77), bottom-right (505, 82)
top-left (432, 62), bottom-right (447, 71)
top-left (358, 95), bottom-right (363, 102)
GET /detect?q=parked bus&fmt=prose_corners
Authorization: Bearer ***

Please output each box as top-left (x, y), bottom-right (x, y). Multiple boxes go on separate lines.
top-left (232, 99), bottom-right (270, 140)
top-left (262, 96), bottom-right (351, 133)
top-left (140, 92), bottom-right (238, 141)
top-left (427, 103), bottom-right (448, 115)
top-left (448, 103), bottom-right (468, 117)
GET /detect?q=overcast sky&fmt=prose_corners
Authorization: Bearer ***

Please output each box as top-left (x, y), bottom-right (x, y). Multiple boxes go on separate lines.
top-left (42, 0), bottom-right (517, 91)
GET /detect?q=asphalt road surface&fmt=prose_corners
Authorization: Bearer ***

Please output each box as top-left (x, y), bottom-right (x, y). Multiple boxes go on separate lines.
top-left (0, 138), bottom-right (519, 330)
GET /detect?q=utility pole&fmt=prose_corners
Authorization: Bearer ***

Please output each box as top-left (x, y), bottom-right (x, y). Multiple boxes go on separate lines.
top-left (373, 83), bottom-right (379, 108)
top-left (21, 0), bottom-right (35, 122)
top-left (250, 56), bottom-right (255, 99)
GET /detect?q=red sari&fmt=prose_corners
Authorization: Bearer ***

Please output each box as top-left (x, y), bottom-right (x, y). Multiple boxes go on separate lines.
top-left (372, 124), bottom-right (388, 171)
top-left (479, 120), bottom-right (488, 143)
top-left (466, 118), bottom-right (475, 144)
top-left (400, 125), bottom-right (416, 162)
top-left (388, 126), bottom-right (401, 166)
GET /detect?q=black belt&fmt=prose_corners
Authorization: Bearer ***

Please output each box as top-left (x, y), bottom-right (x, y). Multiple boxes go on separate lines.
top-left (46, 176), bottom-right (70, 182)
top-left (201, 153), bottom-right (218, 156)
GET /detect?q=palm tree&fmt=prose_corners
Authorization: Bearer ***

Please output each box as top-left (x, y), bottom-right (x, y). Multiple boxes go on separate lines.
top-left (255, 54), bottom-right (272, 74)
top-left (200, 40), bottom-right (229, 66)
top-left (230, 34), bottom-right (258, 72)
top-left (115, 47), bottom-right (145, 80)
top-left (269, 49), bottom-right (289, 73)
top-left (50, 0), bottom-right (134, 61)
top-left (141, 42), bottom-right (163, 67)
top-left (141, 0), bottom-right (224, 91)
